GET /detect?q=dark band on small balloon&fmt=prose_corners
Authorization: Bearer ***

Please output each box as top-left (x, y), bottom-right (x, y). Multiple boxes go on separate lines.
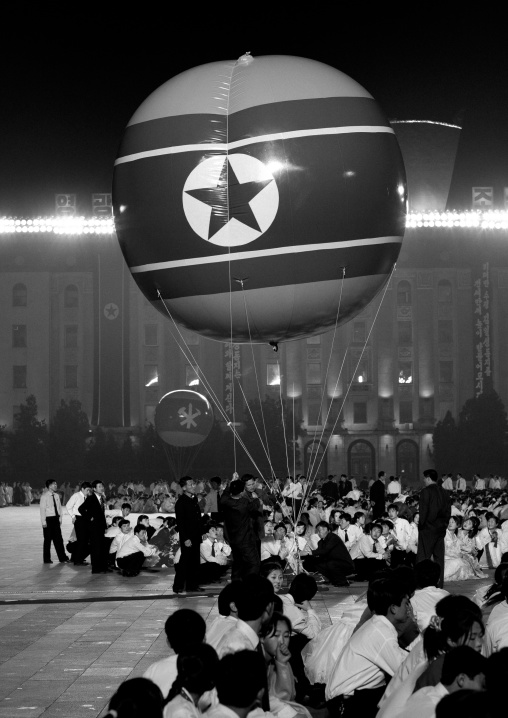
top-left (117, 97), bottom-right (390, 158)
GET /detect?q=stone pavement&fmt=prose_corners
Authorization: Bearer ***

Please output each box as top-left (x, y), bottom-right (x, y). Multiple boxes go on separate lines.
top-left (0, 507), bottom-right (494, 717)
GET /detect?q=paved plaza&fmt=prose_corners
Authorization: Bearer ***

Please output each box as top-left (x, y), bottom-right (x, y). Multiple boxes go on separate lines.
top-left (0, 506), bottom-right (493, 718)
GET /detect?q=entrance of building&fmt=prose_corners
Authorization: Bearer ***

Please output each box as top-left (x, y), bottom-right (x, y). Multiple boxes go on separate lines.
top-left (348, 440), bottom-right (375, 482)
top-left (396, 440), bottom-right (419, 483)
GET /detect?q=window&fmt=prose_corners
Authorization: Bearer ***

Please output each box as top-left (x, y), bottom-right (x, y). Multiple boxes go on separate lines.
top-left (12, 324), bottom-right (27, 348)
top-left (186, 365), bottom-right (200, 387)
top-left (306, 362), bottom-right (321, 385)
top-left (13, 283), bottom-right (27, 307)
top-left (64, 365), bottom-right (78, 388)
top-left (398, 361), bottom-right (413, 384)
top-left (438, 320), bottom-right (453, 343)
top-left (13, 365), bottom-right (27, 388)
top-left (400, 401), bottom-right (413, 424)
top-left (64, 284), bottom-right (79, 308)
top-left (397, 280), bottom-right (412, 305)
top-left (144, 365), bottom-right (159, 387)
top-left (438, 280), bottom-right (452, 303)
top-left (398, 321), bottom-right (412, 345)
top-left (306, 335), bottom-right (321, 344)
top-left (12, 406), bottom-right (21, 429)
top-left (64, 325), bottom-right (78, 348)
top-left (144, 324), bottom-right (158, 346)
top-left (353, 321), bottom-right (366, 343)
top-left (353, 402), bottom-right (367, 424)
top-left (439, 361), bottom-right (453, 383)
top-left (354, 357), bottom-right (369, 384)
top-left (267, 363), bottom-right (280, 386)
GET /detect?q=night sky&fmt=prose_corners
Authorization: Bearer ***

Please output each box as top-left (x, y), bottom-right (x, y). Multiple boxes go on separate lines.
top-left (2, 10), bottom-right (508, 216)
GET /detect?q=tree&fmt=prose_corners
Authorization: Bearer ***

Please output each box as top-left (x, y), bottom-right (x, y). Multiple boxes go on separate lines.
top-left (49, 399), bottom-right (90, 480)
top-left (84, 427), bottom-right (120, 482)
top-left (456, 390), bottom-right (508, 476)
top-left (239, 396), bottom-right (303, 479)
top-left (8, 395), bottom-right (48, 483)
top-left (431, 410), bottom-right (458, 474)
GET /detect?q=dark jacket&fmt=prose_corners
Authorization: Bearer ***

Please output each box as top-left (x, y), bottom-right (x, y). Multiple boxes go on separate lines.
top-left (175, 493), bottom-right (202, 543)
top-left (313, 531), bottom-right (354, 569)
top-left (321, 480), bottom-right (339, 500)
top-left (79, 492), bottom-right (107, 532)
top-left (370, 479), bottom-right (386, 506)
top-left (419, 483), bottom-right (451, 536)
top-left (220, 493), bottom-right (262, 545)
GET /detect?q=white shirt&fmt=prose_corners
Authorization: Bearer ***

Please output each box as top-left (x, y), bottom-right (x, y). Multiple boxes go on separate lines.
top-left (350, 533), bottom-right (384, 560)
top-left (455, 477), bottom-right (467, 491)
top-left (144, 654), bottom-right (177, 698)
top-left (475, 478), bottom-right (485, 490)
top-left (391, 516), bottom-right (411, 551)
top-left (109, 531), bottom-right (133, 556)
top-left (116, 535), bottom-right (157, 559)
top-left (260, 537), bottom-right (286, 562)
top-left (200, 538), bottom-right (223, 564)
top-left (216, 619), bottom-right (259, 658)
top-left (484, 600), bottom-right (508, 656)
top-left (279, 593), bottom-right (322, 639)
top-left (65, 490), bottom-right (87, 519)
top-left (387, 480), bottom-right (401, 495)
top-left (326, 614), bottom-right (408, 699)
top-left (282, 481), bottom-right (303, 499)
top-left (206, 615), bottom-right (238, 650)
top-left (397, 682), bottom-right (448, 718)
top-left (410, 587), bottom-right (449, 632)
top-left (336, 527), bottom-right (356, 550)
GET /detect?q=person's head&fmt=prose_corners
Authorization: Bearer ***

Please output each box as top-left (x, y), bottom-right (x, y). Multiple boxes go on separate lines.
top-left (46, 479), bottom-right (57, 491)
top-left (367, 577), bottom-right (409, 623)
top-left (415, 559), bottom-right (442, 589)
top-left (172, 643), bottom-right (219, 701)
top-left (92, 480), bottom-right (104, 493)
top-left (235, 575), bottom-right (274, 626)
top-left (119, 519), bottom-right (131, 534)
top-left (107, 677), bottom-right (163, 718)
top-left (288, 573), bottom-right (318, 604)
top-left (448, 516), bottom-right (461, 532)
top-left (260, 562), bottom-right (284, 593)
top-left (137, 515), bottom-right (150, 527)
top-left (230, 479), bottom-right (244, 497)
top-left (424, 601), bottom-right (484, 660)
top-left (423, 468), bottom-right (438, 485)
top-left (273, 523), bottom-right (287, 541)
top-left (242, 474), bottom-right (256, 494)
top-left (316, 521), bottom-right (330, 540)
top-left (217, 581), bottom-right (242, 618)
top-left (412, 511), bottom-right (420, 525)
top-left (380, 519), bottom-right (394, 535)
top-left (295, 521), bottom-right (307, 536)
top-left (121, 502), bottom-right (131, 516)
top-left (111, 516), bottom-right (121, 527)
top-left (134, 525), bottom-right (147, 541)
top-left (339, 513), bottom-right (351, 529)
top-left (210, 477), bottom-right (222, 491)
top-left (263, 519), bottom-right (274, 536)
top-left (378, 471), bottom-right (385, 479)
top-left (164, 516), bottom-right (177, 529)
top-left (262, 612), bottom-right (292, 659)
top-left (180, 476), bottom-right (196, 494)
top-left (370, 523), bottom-right (382, 540)
top-left (215, 651), bottom-right (267, 710)
top-left (80, 481), bottom-right (92, 496)
top-left (487, 515), bottom-right (499, 530)
top-left (164, 609), bottom-right (206, 654)
top-left (387, 504), bottom-right (399, 519)
top-left (441, 645), bottom-right (487, 691)
top-left (207, 524), bottom-right (219, 541)
top-left (354, 511), bottom-right (366, 526)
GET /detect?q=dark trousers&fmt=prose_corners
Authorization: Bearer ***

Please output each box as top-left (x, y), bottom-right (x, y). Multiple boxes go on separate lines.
top-left (73, 516), bottom-right (90, 564)
top-left (89, 526), bottom-right (108, 572)
top-left (231, 540), bottom-right (261, 580)
top-left (390, 548), bottom-right (412, 568)
top-left (353, 557), bottom-right (388, 581)
top-left (327, 685), bottom-right (385, 718)
top-left (173, 541), bottom-right (200, 591)
top-left (302, 556), bottom-right (351, 585)
top-left (198, 561), bottom-right (227, 583)
top-left (417, 530), bottom-right (445, 588)
top-left (117, 551), bottom-right (145, 575)
top-left (43, 517), bottom-right (67, 562)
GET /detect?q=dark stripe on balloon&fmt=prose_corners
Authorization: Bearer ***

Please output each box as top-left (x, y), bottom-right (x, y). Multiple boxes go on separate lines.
top-left (132, 241), bottom-right (401, 299)
top-left (117, 97), bottom-right (390, 158)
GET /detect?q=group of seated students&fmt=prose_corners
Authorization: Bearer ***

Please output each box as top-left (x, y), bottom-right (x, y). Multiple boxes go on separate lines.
top-left (99, 554), bottom-right (508, 718)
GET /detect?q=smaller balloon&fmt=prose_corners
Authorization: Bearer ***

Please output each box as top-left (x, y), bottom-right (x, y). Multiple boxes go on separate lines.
top-left (155, 390), bottom-right (214, 447)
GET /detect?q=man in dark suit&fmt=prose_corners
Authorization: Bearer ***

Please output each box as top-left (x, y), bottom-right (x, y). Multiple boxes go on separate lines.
top-left (370, 471), bottom-right (386, 519)
top-left (221, 478), bottom-right (263, 579)
top-left (173, 476), bottom-right (203, 594)
top-left (417, 468), bottom-right (451, 588)
top-left (303, 521), bottom-right (354, 586)
top-left (321, 474), bottom-right (339, 502)
top-left (79, 479), bottom-right (111, 574)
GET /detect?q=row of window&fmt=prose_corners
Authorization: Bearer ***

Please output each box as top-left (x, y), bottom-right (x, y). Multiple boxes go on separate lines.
top-left (397, 279), bottom-right (453, 305)
top-left (12, 365), bottom-right (78, 389)
top-left (10, 324), bottom-right (79, 348)
top-left (10, 284), bottom-right (79, 308)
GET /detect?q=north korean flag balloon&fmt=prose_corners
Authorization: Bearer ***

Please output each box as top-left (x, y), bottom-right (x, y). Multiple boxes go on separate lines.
top-left (113, 54), bottom-right (407, 344)
top-left (155, 390), bottom-right (214, 447)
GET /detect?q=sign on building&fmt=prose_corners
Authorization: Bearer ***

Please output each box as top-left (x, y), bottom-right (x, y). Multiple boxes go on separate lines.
top-left (472, 187), bottom-right (493, 208)
top-left (55, 194), bottom-right (76, 216)
top-left (92, 193), bottom-right (113, 216)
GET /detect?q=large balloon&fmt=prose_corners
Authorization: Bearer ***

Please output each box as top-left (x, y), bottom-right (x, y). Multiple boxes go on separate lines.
top-left (155, 390), bottom-right (214, 447)
top-left (113, 54), bottom-right (406, 343)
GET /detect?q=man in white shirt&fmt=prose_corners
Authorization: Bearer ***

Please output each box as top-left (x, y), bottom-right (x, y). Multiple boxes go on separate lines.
top-left (336, 513), bottom-right (357, 552)
top-left (441, 474), bottom-right (454, 491)
top-left (455, 473), bottom-right (467, 491)
top-left (208, 650), bottom-right (275, 718)
top-left (116, 525), bottom-right (159, 576)
top-left (396, 645), bottom-right (486, 718)
top-left (326, 577), bottom-right (411, 716)
top-left (411, 559), bottom-right (449, 631)
top-left (351, 523), bottom-right (389, 580)
top-left (144, 609), bottom-right (206, 699)
top-left (387, 504), bottom-right (412, 567)
top-left (109, 519), bottom-right (132, 566)
top-left (40, 479), bottom-right (69, 564)
top-left (199, 523), bottom-right (229, 584)
top-left (260, 523), bottom-right (289, 565)
top-left (474, 475), bottom-right (485, 490)
top-left (483, 577), bottom-right (508, 656)
top-left (65, 481), bottom-right (92, 565)
top-left (203, 477), bottom-right (222, 518)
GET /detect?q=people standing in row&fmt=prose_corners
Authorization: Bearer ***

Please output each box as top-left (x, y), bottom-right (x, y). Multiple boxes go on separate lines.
top-left (79, 479), bottom-right (112, 574)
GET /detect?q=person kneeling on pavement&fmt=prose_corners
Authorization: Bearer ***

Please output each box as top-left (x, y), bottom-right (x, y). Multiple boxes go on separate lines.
top-left (116, 524), bottom-right (160, 577)
top-left (302, 521), bottom-right (355, 587)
